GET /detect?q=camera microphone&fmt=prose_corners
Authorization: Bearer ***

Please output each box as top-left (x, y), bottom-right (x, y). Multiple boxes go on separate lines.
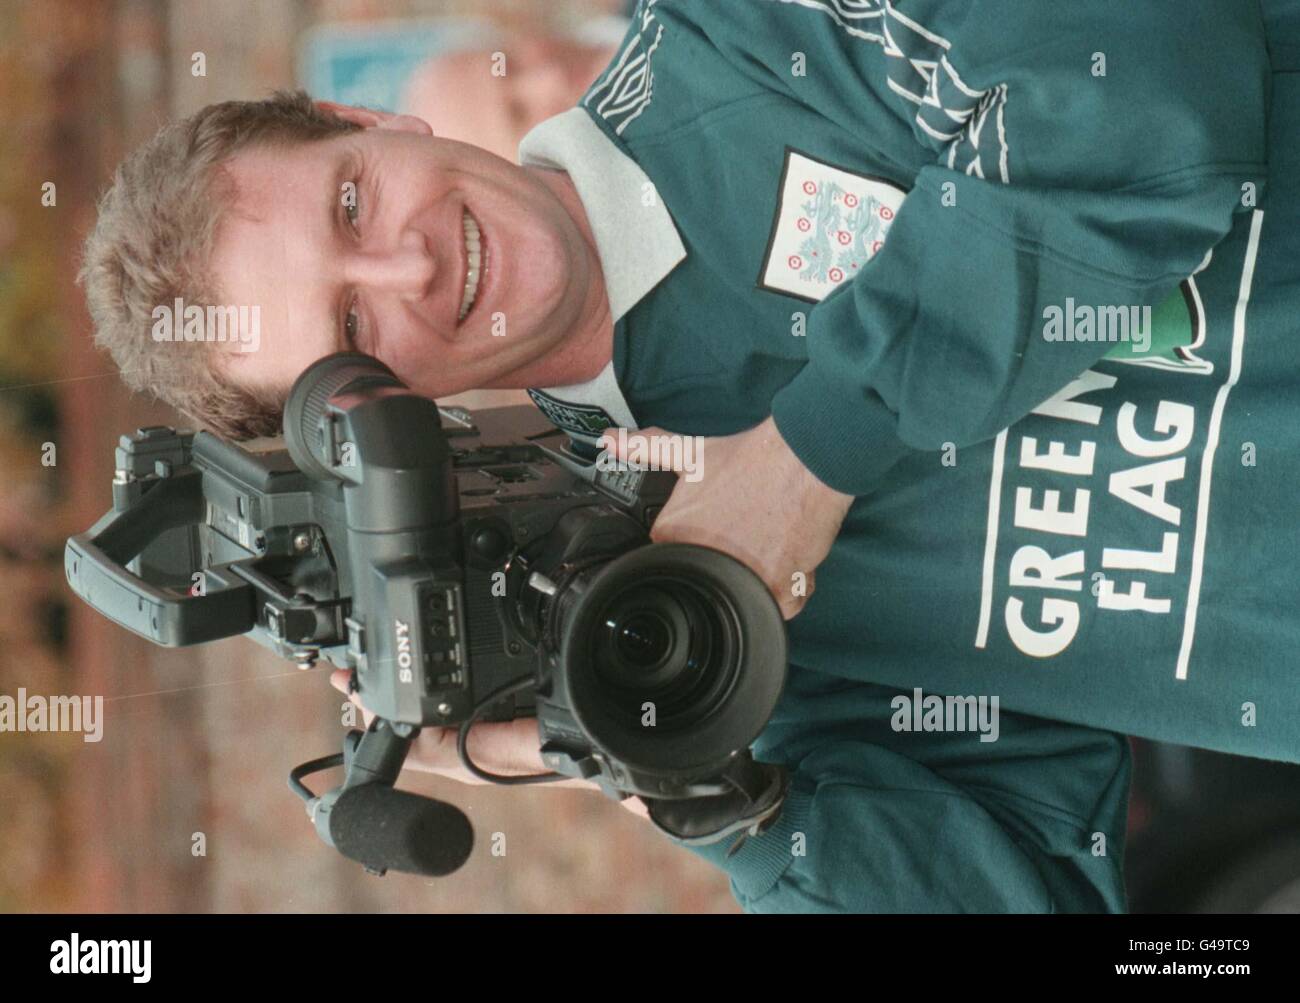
top-left (317, 784), bottom-right (474, 877)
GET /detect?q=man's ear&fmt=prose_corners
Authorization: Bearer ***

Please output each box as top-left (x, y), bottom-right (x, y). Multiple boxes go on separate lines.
top-left (314, 100), bottom-right (433, 136)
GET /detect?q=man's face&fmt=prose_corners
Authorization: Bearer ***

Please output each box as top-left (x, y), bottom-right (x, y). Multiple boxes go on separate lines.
top-left (209, 107), bottom-right (597, 402)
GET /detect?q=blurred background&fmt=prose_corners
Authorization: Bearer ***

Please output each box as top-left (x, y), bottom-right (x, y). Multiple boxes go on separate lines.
top-left (0, 0), bottom-right (741, 914)
top-left (3, 0), bottom-right (1300, 915)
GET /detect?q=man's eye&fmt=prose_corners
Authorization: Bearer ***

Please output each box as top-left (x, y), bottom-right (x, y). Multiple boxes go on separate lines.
top-left (344, 305), bottom-right (360, 347)
top-left (342, 180), bottom-right (360, 228)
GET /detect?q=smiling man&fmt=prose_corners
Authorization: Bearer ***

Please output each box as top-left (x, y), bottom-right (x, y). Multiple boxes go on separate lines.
top-left (210, 100), bottom-right (623, 421)
top-left (88, 94), bottom-right (615, 436)
top-left (80, 0), bottom-right (1300, 913)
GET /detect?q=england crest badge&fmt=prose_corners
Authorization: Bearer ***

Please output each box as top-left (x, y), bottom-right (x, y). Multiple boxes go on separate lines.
top-left (758, 147), bottom-right (908, 303)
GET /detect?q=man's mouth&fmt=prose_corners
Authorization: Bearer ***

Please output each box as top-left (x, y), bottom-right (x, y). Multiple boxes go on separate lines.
top-left (458, 208), bottom-right (485, 323)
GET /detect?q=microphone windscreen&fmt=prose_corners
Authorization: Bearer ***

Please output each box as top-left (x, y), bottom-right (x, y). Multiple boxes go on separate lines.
top-left (329, 785), bottom-right (474, 877)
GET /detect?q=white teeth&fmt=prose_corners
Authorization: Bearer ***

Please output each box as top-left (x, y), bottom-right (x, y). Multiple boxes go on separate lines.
top-left (459, 210), bottom-right (482, 322)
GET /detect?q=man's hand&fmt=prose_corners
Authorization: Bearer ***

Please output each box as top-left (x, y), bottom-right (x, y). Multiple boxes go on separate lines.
top-left (329, 671), bottom-right (650, 818)
top-left (599, 415), bottom-right (855, 620)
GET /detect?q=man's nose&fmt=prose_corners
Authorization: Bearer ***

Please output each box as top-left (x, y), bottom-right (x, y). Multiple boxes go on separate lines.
top-left (347, 231), bottom-right (436, 299)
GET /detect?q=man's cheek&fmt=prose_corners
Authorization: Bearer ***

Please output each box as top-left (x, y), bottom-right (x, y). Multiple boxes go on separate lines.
top-left (239, 305), bottom-right (260, 353)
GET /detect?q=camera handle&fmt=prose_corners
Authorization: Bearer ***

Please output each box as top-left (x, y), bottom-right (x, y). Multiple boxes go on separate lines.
top-left (65, 468), bottom-right (260, 646)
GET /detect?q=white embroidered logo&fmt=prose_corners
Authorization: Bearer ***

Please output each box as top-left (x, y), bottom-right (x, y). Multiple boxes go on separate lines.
top-left (585, 0), bottom-right (663, 135)
top-left (767, 0), bottom-right (1011, 182)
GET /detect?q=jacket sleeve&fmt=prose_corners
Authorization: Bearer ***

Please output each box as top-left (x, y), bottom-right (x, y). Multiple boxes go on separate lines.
top-left (681, 681), bottom-right (1132, 913)
top-left (766, 1), bottom-right (1269, 495)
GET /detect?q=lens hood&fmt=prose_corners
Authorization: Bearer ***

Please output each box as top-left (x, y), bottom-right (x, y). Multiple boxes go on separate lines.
top-left (559, 543), bottom-right (787, 776)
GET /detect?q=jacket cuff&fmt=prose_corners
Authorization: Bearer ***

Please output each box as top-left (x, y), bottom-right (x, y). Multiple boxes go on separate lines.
top-left (683, 784), bottom-right (814, 903)
top-left (770, 362), bottom-right (912, 497)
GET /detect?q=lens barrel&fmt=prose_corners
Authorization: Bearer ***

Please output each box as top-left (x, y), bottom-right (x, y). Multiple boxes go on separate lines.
top-left (557, 543), bottom-right (786, 776)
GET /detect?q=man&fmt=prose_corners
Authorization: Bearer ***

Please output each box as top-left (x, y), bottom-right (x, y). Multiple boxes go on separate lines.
top-left (80, 0), bottom-right (1299, 911)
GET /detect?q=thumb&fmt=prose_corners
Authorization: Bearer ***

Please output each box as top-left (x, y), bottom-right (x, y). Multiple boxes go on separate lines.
top-left (597, 426), bottom-right (669, 465)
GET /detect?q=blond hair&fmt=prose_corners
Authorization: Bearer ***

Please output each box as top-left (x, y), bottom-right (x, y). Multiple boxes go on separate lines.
top-left (78, 90), bottom-right (360, 439)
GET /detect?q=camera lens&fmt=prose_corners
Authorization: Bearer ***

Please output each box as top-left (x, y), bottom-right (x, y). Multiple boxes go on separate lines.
top-left (558, 543), bottom-right (787, 777)
top-left (607, 609), bottom-right (673, 669)
top-left (589, 581), bottom-right (730, 730)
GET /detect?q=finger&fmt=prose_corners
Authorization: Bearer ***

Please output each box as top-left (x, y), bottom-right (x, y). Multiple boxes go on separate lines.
top-left (597, 427), bottom-right (656, 463)
top-left (620, 796), bottom-right (651, 819)
top-left (597, 426), bottom-right (689, 473)
top-left (329, 669), bottom-right (375, 727)
top-left (403, 726), bottom-right (480, 782)
top-left (407, 717), bottom-right (543, 782)
top-left (776, 570), bottom-right (813, 621)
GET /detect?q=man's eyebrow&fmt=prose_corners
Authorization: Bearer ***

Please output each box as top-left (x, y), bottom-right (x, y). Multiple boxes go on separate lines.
top-left (332, 150), bottom-right (352, 217)
top-left (330, 152), bottom-right (357, 352)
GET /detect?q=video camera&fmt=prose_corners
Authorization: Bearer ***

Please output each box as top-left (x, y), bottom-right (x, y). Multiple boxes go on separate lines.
top-left (65, 353), bottom-right (789, 877)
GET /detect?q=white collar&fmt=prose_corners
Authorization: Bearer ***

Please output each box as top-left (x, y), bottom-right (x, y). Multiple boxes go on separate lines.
top-left (517, 108), bottom-right (686, 439)
top-left (518, 106), bottom-right (686, 324)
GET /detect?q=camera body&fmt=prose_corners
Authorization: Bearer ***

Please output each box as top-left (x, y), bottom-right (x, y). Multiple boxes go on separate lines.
top-left (67, 355), bottom-right (788, 819)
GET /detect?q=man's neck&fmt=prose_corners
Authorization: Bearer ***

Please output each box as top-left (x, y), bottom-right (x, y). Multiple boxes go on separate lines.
top-left (484, 168), bottom-right (614, 391)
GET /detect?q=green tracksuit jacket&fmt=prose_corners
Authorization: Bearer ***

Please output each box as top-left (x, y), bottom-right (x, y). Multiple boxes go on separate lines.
top-left (523, 0), bottom-right (1297, 911)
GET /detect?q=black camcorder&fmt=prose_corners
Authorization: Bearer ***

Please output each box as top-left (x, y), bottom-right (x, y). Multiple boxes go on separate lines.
top-left (65, 353), bottom-right (790, 877)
